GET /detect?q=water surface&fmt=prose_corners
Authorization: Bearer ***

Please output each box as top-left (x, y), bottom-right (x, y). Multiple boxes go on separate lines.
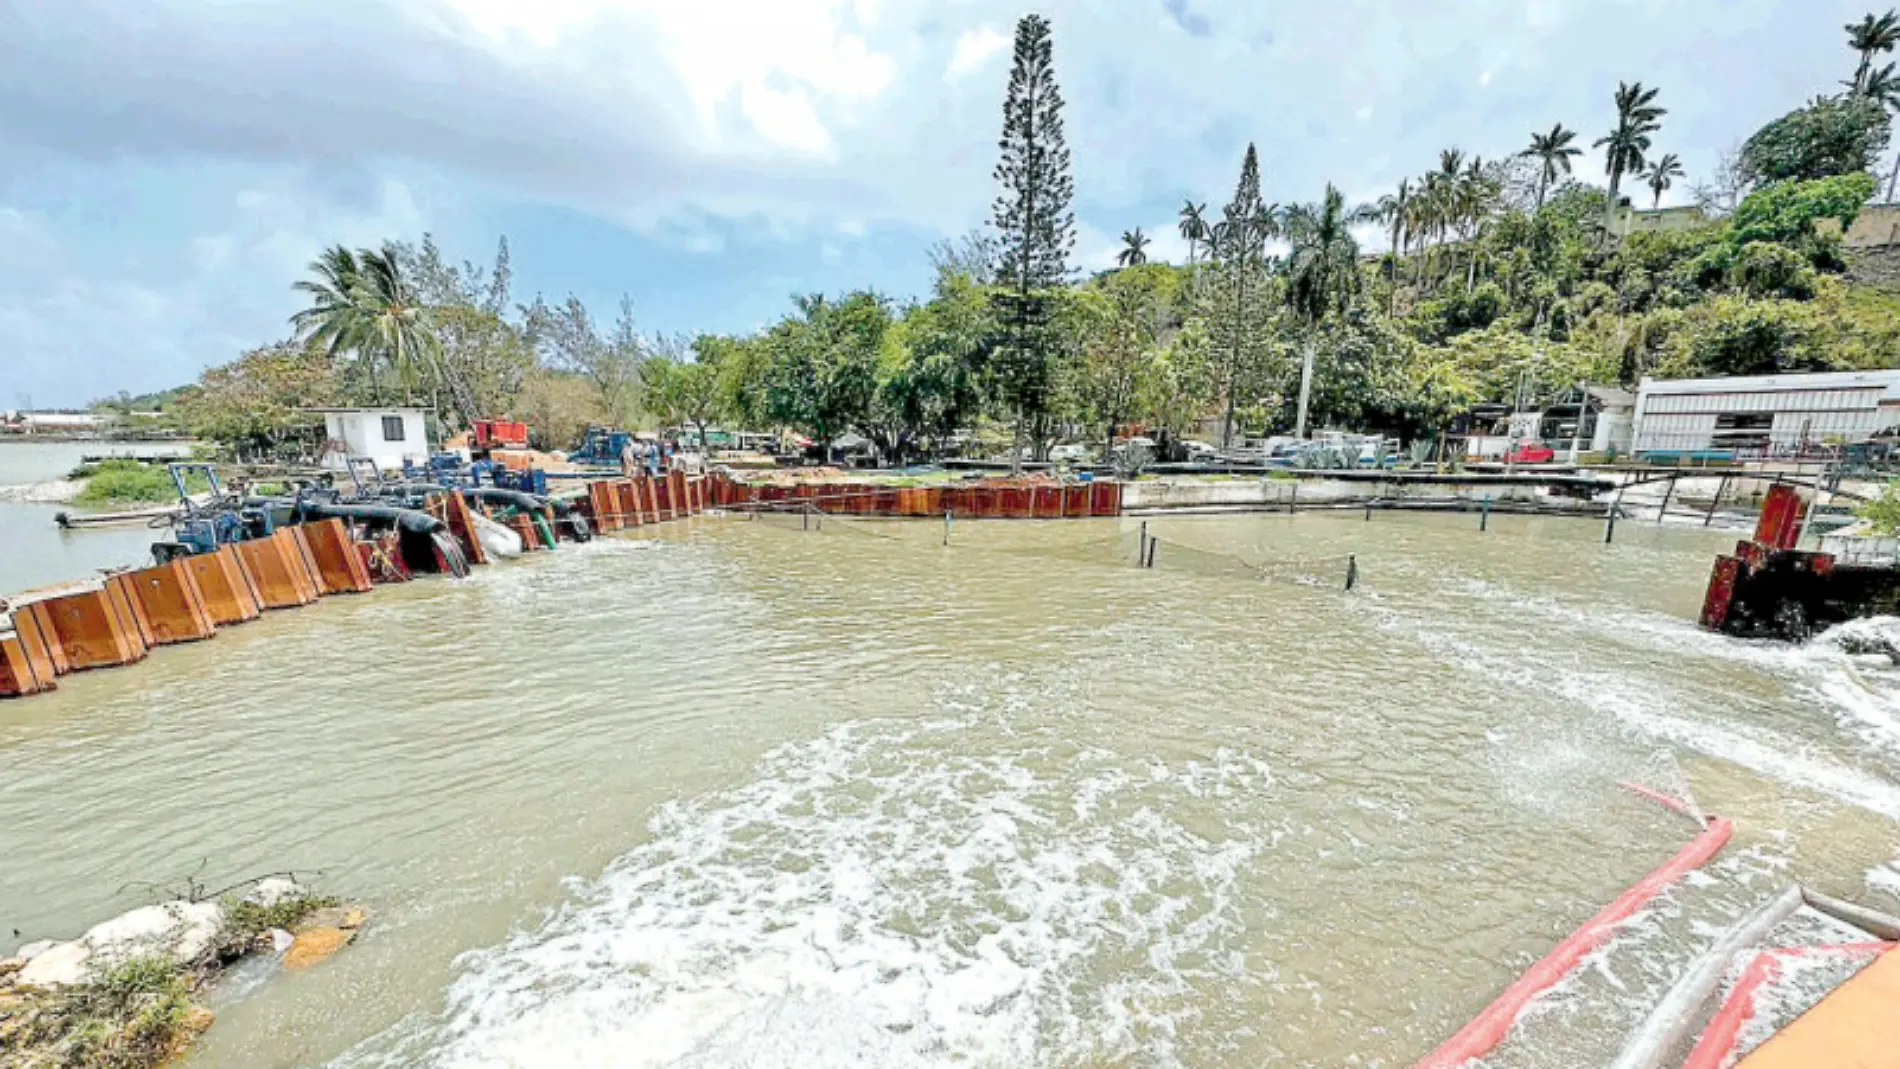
top-left (2, 510), bottom-right (1895, 1068)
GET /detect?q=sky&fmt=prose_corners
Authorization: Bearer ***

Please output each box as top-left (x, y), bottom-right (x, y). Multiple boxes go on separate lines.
top-left (0, 0), bottom-right (1884, 407)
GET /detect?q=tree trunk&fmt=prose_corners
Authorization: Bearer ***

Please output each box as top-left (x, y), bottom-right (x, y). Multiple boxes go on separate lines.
top-left (1295, 337), bottom-right (1317, 439)
top-left (1011, 410), bottom-right (1026, 475)
top-left (1888, 149), bottom-right (1899, 203)
top-left (1605, 169), bottom-right (1622, 237)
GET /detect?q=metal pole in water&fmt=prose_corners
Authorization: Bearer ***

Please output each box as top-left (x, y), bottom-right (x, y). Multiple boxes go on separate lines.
top-left (1480, 495), bottom-right (1491, 532)
top-left (943, 509), bottom-right (951, 546)
top-left (1146, 536), bottom-right (1158, 569)
top-left (1345, 554), bottom-right (1358, 591)
top-left (1605, 501), bottom-right (1619, 543)
top-left (1657, 473), bottom-right (1677, 523)
top-left (1704, 474), bottom-right (1728, 527)
top-left (803, 506), bottom-right (809, 531)
top-left (1138, 520), bottom-right (1148, 565)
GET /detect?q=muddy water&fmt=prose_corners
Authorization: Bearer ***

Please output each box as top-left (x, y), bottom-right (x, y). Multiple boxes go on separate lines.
top-left (2, 511), bottom-right (1897, 1068)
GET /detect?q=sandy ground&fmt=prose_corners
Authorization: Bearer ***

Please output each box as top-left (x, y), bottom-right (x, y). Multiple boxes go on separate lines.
top-left (0, 478), bottom-right (85, 505)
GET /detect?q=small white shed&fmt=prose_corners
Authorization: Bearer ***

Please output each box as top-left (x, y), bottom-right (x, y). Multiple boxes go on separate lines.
top-left (314, 407), bottom-right (430, 472)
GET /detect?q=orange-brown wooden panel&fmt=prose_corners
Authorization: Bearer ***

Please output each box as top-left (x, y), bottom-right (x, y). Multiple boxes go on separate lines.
top-left (236, 537), bottom-right (319, 610)
top-left (105, 574), bottom-right (155, 653)
top-left (1063, 484), bottom-right (1091, 518)
top-left (300, 519), bottom-right (374, 595)
top-left (0, 634), bottom-right (49, 696)
top-left (276, 528), bottom-right (325, 603)
top-left (1090, 480), bottom-right (1122, 516)
top-left (128, 560), bottom-right (218, 644)
top-left (41, 589), bottom-right (143, 670)
top-left (12, 603), bottom-right (62, 684)
top-left (183, 547), bottom-right (263, 626)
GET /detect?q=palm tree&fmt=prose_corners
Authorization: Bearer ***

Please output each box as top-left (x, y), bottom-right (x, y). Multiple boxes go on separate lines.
top-left (1178, 201), bottom-right (1210, 268)
top-left (292, 245), bottom-right (375, 392)
top-left (1373, 178), bottom-right (1412, 311)
top-left (1847, 9), bottom-right (1900, 93)
top-left (1522, 123), bottom-right (1582, 210)
top-left (1283, 185), bottom-right (1369, 438)
top-left (1595, 81), bottom-right (1666, 237)
top-left (1456, 156), bottom-right (1496, 288)
top-left (1116, 228), bottom-right (1151, 267)
top-left (1643, 153), bottom-right (1684, 208)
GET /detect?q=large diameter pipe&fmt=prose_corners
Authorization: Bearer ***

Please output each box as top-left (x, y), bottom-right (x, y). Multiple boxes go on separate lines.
top-left (1413, 815), bottom-right (1736, 1069)
top-left (1606, 884), bottom-right (1805, 1069)
top-left (293, 501), bottom-right (445, 536)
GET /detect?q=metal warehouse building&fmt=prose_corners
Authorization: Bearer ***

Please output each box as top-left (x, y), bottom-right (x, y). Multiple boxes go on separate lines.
top-left (1632, 370), bottom-right (1900, 456)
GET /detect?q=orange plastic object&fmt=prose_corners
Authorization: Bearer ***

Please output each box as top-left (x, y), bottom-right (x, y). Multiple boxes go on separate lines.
top-left (1738, 947), bottom-right (1900, 1068)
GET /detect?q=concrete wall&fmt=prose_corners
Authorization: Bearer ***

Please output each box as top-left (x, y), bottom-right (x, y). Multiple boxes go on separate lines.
top-left (1122, 476), bottom-right (1572, 511)
top-left (322, 410), bottom-right (429, 471)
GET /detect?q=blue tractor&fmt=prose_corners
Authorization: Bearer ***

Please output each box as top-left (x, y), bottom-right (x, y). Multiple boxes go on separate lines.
top-left (150, 464), bottom-right (276, 562)
top-left (570, 426), bottom-right (636, 468)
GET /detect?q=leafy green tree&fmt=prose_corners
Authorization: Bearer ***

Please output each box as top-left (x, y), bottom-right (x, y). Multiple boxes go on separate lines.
top-left (523, 295), bottom-right (646, 432)
top-left (897, 270), bottom-right (995, 455)
top-left (1283, 184), bottom-right (1371, 436)
top-left (1729, 171), bottom-right (1879, 250)
top-left (990, 13), bottom-right (1075, 471)
top-left (1596, 82), bottom-right (1666, 235)
top-left (1739, 94), bottom-right (1891, 185)
top-left (174, 341), bottom-right (340, 461)
top-left (1522, 124), bottom-right (1583, 210)
top-left (1073, 264), bottom-right (1178, 459)
top-left (762, 292), bottom-right (889, 455)
top-left (644, 344), bottom-right (725, 454)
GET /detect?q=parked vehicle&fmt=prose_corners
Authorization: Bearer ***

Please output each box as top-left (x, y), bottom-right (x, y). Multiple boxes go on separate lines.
top-left (1508, 442), bottom-right (1556, 465)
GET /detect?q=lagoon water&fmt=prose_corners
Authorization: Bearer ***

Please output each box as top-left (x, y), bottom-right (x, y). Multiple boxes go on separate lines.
top-left (2, 505), bottom-right (1898, 1067)
top-left (0, 440), bottom-right (194, 595)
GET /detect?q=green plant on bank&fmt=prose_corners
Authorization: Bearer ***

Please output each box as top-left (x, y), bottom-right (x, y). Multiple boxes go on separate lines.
top-left (7, 955), bottom-right (193, 1069)
top-left (1857, 479), bottom-right (1900, 534)
top-left (219, 891), bottom-right (339, 946)
top-left (71, 462), bottom-right (207, 509)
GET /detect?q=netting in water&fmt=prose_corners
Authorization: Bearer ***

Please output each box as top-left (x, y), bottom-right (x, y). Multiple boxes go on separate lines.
top-left (1143, 535), bottom-right (1357, 589)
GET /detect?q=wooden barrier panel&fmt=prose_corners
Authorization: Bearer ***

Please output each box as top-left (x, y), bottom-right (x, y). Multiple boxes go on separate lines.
top-left (300, 520), bottom-right (375, 595)
top-left (12, 603), bottom-right (63, 683)
top-left (1031, 485), bottom-right (1061, 519)
top-left (588, 482), bottom-right (620, 531)
top-left (436, 494), bottom-right (490, 567)
top-left (106, 575), bottom-right (155, 653)
top-left (127, 560), bottom-right (218, 644)
top-left (183, 546), bottom-right (263, 626)
top-left (643, 476), bottom-right (662, 523)
top-left (278, 528), bottom-right (326, 603)
top-left (1090, 480), bottom-right (1122, 517)
top-left (1063, 484), bottom-right (1091, 518)
top-left (237, 536), bottom-right (321, 610)
top-left (41, 589), bottom-right (145, 670)
top-left (0, 633), bottom-right (49, 697)
top-left (670, 470), bottom-right (689, 517)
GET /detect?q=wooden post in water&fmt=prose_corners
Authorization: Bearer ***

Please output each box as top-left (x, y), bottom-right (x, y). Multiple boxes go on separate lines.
top-left (943, 509), bottom-right (951, 546)
top-left (1345, 555), bottom-right (1358, 591)
top-left (1146, 537), bottom-right (1158, 568)
top-left (1138, 520), bottom-right (1148, 565)
top-left (1480, 495), bottom-right (1491, 532)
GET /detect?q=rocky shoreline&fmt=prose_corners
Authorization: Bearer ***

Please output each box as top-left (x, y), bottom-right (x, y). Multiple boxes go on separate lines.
top-left (0, 479), bottom-right (85, 506)
top-left (0, 878), bottom-right (362, 1068)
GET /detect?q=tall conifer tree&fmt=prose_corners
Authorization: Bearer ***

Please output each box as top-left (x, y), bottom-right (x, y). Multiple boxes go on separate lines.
top-left (990, 13), bottom-right (1074, 470)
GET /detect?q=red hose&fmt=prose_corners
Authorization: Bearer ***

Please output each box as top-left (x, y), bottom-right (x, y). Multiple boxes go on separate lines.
top-left (1617, 781), bottom-right (1694, 818)
top-left (1411, 815), bottom-right (1735, 1069)
top-left (1679, 943), bottom-right (1891, 1069)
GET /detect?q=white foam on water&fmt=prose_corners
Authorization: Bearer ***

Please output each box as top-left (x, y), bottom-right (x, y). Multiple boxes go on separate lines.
top-left (331, 714), bottom-right (1281, 1069)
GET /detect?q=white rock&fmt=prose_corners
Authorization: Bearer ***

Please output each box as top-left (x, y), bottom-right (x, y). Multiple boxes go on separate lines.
top-left (15, 899), bottom-right (226, 988)
top-left (16, 941), bottom-right (90, 987)
top-left (270, 928), bottom-right (295, 954)
top-left (242, 877), bottom-right (307, 909)
top-left (15, 940), bottom-right (55, 960)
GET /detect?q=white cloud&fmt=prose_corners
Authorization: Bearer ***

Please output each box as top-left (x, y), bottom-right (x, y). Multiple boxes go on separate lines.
top-left (946, 26), bottom-right (1009, 80)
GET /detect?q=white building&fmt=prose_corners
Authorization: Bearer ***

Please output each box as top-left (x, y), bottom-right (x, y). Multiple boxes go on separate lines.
top-left (1632, 370), bottom-right (1900, 456)
top-left (314, 407), bottom-right (430, 471)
